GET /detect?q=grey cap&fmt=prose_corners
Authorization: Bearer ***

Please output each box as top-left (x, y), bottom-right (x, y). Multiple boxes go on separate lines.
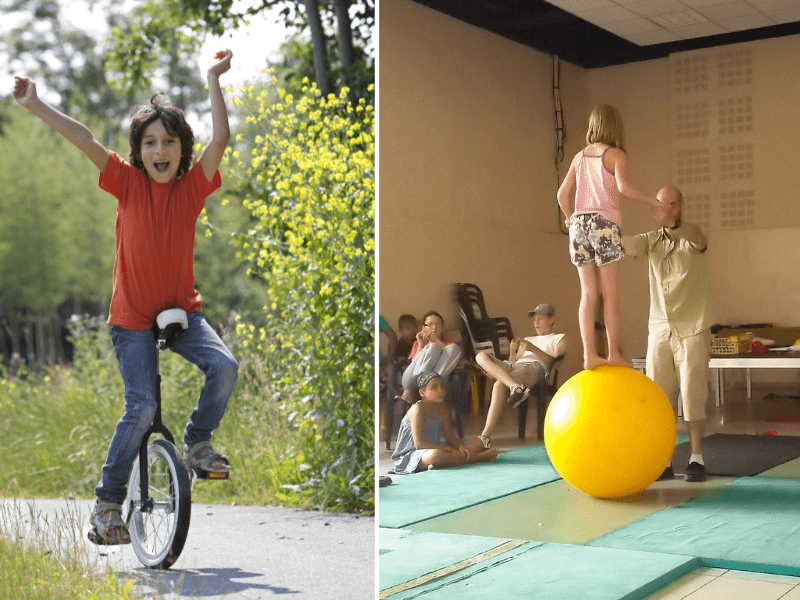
top-left (527, 303), bottom-right (555, 318)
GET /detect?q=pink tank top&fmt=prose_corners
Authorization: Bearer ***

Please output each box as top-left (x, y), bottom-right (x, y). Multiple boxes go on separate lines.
top-left (575, 148), bottom-right (622, 225)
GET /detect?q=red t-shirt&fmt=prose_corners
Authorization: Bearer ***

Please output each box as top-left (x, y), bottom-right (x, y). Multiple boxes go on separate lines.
top-left (99, 152), bottom-right (222, 330)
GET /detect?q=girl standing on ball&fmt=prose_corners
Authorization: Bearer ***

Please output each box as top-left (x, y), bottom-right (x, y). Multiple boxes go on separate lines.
top-left (557, 104), bottom-right (661, 370)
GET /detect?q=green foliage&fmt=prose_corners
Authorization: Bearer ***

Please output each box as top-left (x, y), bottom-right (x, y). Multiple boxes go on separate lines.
top-left (0, 110), bottom-right (116, 315)
top-left (103, 0), bottom-right (374, 99)
top-left (192, 154), bottom-right (270, 328)
top-left (220, 75), bottom-right (374, 512)
top-left (105, 1), bottom-right (207, 107)
top-left (0, 314), bottom-right (321, 509)
top-left (273, 33), bottom-right (374, 101)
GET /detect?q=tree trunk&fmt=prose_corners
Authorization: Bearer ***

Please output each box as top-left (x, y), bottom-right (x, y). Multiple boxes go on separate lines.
top-left (332, 0), bottom-right (355, 98)
top-left (303, 0), bottom-right (331, 96)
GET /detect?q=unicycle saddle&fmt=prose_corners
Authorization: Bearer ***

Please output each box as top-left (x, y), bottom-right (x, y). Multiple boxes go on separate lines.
top-left (154, 308), bottom-right (188, 350)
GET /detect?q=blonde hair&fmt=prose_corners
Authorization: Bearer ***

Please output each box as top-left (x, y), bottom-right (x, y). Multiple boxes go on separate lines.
top-left (586, 104), bottom-right (626, 152)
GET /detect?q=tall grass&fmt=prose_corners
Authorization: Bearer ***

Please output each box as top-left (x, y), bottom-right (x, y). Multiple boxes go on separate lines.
top-left (0, 316), bottom-right (300, 506)
top-left (0, 500), bottom-right (137, 600)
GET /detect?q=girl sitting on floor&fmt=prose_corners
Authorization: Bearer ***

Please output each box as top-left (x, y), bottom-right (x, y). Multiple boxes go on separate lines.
top-left (391, 371), bottom-right (499, 473)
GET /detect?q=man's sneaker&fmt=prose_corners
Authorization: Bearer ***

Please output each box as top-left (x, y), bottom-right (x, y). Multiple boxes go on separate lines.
top-left (657, 465), bottom-right (674, 480)
top-left (507, 385), bottom-right (526, 408)
top-left (685, 461), bottom-right (706, 482)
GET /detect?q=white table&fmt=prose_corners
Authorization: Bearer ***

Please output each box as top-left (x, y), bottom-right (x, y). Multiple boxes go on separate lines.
top-left (710, 354), bottom-right (800, 406)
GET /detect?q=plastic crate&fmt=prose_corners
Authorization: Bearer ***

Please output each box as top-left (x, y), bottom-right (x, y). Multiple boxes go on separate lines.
top-left (711, 332), bottom-right (753, 355)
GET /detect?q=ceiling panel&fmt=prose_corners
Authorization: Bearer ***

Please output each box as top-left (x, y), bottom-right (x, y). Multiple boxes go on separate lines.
top-left (408, 0), bottom-right (800, 67)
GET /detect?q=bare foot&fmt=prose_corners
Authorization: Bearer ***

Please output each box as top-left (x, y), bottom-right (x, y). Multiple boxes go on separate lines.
top-left (584, 355), bottom-right (610, 370)
top-left (608, 354), bottom-right (632, 367)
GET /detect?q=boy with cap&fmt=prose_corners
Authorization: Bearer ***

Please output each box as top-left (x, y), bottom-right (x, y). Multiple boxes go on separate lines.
top-left (474, 304), bottom-right (567, 448)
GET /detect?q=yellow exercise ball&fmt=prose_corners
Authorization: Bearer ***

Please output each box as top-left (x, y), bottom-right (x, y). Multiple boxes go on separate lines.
top-left (544, 365), bottom-right (676, 499)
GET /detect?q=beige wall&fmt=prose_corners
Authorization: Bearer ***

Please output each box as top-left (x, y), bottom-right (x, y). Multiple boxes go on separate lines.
top-left (585, 40), bottom-right (800, 383)
top-left (379, 0), bottom-right (587, 378)
top-left (379, 0), bottom-right (800, 384)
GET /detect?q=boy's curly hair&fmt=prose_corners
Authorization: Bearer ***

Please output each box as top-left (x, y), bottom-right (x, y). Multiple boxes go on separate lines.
top-left (128, 92), bottom-right (195, 177)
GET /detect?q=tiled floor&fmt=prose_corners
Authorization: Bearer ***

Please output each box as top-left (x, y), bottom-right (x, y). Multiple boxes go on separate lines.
top-left (378, 381), bottom-right (800, 599)
top-left (649, 568), bottom-right (800, 600)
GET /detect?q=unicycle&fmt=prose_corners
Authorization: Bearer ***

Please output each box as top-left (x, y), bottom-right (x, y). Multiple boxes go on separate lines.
top-left (124, 309), bottom-right (230, 568)
top-left (89, 309), bottom-right (229, 568)
top-left (86, 310), bottom-right (187, 568)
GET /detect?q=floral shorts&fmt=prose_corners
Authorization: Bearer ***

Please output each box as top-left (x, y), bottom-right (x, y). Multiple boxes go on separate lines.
top-left (569, 213), bottom-right (625, 267)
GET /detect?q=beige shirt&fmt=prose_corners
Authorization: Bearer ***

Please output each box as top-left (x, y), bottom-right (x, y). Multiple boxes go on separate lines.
top-left (517, 333), bottom-right (566, 365)
top-left (635, 228), bottom-right (711, 338)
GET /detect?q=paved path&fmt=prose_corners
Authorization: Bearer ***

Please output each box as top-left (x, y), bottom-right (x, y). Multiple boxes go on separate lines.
top-left (2, 498), bottom-right (375, 599)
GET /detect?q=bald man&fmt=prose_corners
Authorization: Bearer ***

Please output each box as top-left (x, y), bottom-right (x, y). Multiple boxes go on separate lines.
top-left (624, 186), bottom-right (711, 482)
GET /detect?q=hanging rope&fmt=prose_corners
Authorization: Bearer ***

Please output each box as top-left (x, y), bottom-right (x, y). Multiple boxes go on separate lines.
top-left (553, 55), bottom-right (568, 234)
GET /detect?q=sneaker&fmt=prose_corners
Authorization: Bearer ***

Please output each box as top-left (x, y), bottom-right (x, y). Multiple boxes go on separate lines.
top-left (684, 461), bottom-right (706, 482)
top-left (517, 386), bottom-right (535, 408)
top-left (657, 465), bottom-right (674, 480)
top-left (507, 385), bottom-right (526, 408)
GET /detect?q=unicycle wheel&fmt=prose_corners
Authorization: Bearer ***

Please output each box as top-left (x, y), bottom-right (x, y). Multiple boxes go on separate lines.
top-left (125, 439), bottom-right (192, 569)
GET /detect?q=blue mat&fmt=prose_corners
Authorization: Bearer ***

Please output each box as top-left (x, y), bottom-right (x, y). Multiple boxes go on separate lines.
top-left (379, 444), bottom-right (560, 528)
top-left (589, 477), bottom-right (800, 575)
top-left (384, 540), bottom-right (697, 600)
top-left (378, 528), bottom-right (519, 591)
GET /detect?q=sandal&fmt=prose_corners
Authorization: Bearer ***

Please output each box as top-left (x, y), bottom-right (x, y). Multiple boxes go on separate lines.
top-left (90, 500), bottom-right (131, 545)
top-left (184, 441), bottom-right (231, 473)
top-left (478, 435), bottom-right (491, 449)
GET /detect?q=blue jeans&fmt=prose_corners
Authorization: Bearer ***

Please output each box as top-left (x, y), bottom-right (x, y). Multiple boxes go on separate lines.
top-left (95, 312), bottom-right (239, 504)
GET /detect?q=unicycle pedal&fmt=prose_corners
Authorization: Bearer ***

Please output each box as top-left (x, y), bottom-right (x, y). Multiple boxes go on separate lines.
top-left (193, 468), bottom-right (229, 480)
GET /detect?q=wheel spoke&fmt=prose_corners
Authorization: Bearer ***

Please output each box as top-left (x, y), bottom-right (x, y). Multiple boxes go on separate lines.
top-left (127, 441), bottom-right (190, 568)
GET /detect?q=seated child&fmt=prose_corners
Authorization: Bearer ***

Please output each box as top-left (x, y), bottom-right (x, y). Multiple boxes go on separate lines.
top-left (394, 313), bottom-right (418, 364)
top-left (391, 371), bottom-right (499, 473)
top-left (399, 311), bottom-right (461, 403)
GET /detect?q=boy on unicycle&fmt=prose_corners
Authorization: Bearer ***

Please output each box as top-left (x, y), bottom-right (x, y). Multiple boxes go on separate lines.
top-left (13, 50), bottom-right (239, 545)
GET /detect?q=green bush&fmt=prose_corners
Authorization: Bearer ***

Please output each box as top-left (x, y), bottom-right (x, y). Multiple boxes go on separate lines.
top-left (220, 76), bottom-right (375, 513)
top-left (0, 316), bottom-right (299, 508)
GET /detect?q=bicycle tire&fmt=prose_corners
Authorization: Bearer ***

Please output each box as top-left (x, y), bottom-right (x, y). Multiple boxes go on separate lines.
top-left (126, 439), bottom-right (192, 569)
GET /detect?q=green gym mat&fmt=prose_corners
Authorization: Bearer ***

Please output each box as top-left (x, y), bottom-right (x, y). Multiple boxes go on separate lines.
top-left (379, 444), bottom-right (559, 529)
top-left (408, 476), bottom-right (733, 544)
top-left (671, 433), bottom-right (800, 476)
top-left (589, 477), bottom-right (800, 575)
top-left (382, 539), bottom-right (698, 600)
top-left (378, 528), bottom-right (521, 592)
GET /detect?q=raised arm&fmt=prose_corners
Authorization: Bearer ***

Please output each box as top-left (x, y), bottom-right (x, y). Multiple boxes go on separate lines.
top-left (669, 221), bottom-right (707, 252)
top-left (200, 49), bottom-right (232, 182)
top-left (611, 149), bottom-right (660, 208)
top-left (13, 77), bottom-right (109, 172)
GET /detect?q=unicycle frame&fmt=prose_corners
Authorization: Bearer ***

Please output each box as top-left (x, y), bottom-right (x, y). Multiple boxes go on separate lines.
top-left (135, 352), bottom-right (176, 515)
top-left (122, 311), bottom-right (227, 569)
top-left (124, 320), bottom-right (192, 570)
